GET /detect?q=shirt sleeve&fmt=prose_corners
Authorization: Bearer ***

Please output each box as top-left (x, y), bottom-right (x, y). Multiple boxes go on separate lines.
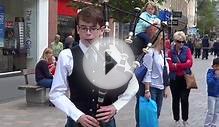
top-left (112, 75), bottom-right (139, 111)
top-left (207, 69), bottom-right (217, 86)
top-left (49, 49), bottom-right (84, 122)
top-left (139, 12), bottom-right (151, 29)
top-left (142, 50), bottom-right (153, 83)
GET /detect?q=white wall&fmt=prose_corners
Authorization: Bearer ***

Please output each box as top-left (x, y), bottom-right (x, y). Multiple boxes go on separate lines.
top-left (187, 0), bottom-right (196, 28)
top-left (37, 0), bottom-right (49, 61)
top-left (24, 0), bottom-right (38, 67)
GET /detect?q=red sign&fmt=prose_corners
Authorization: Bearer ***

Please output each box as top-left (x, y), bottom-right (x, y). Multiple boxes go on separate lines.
top-left (58, 0), bottom-right (78, 16)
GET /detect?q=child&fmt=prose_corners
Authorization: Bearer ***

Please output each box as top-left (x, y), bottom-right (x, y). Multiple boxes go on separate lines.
top-left (135, 1), bottom-right (160, 44)
top-left (48, 55), bottom-right (56, 75)
top-left (204, 57), bottom-right (219, 127)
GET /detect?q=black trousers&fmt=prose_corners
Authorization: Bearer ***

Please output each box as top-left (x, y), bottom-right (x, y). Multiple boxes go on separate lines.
top-left (194, 48), bottom-right (201, 58)
top-left (202, 49), bottom-right (209, 59)
top-left (170, 76), bottom-right (190, 121)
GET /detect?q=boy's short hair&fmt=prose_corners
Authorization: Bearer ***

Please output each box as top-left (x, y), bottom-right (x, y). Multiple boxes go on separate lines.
top-left (213, 58), bottom-right (219, 65)
top-left (76, 6), bottom-right (104, 27)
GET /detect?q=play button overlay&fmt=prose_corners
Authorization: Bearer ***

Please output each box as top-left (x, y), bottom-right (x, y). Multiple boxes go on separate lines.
top-left (83, 37), bottom-right (135, 90)
top-left (105, 52), bottom-right (117, 75)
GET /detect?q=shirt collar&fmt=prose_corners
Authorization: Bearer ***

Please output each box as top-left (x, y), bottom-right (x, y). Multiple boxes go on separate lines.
top-left (79, 40), bottom-right (100, 53)
top-left (79, 41), bottom-right (89, 54)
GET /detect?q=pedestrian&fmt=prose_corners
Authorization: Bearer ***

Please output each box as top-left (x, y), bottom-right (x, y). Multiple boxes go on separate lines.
top-left (202, 34), bottom-right (210, 60)
top-left (194, 38), bottom-right (202, 58)
top-left (49, 6), bottom-right (138, 127)
top-left (204, 57), bottom-right (219, 127)
top-left (185, 37), bottom-right (194, 55)
top-left (35, 48), bottom-right (54, 88)
top-left (64, 35), bottom-right (74, 49)
top-left (142, 32), bottom-right (170, 118)
top-left (213, 38), bottom-right (219, 57)
top-left (135, 1), bottom-right (160, 44)
top-left (51, 34), bottom-right (63, 60)
top-left (167, 31), bottom-right (193, 127)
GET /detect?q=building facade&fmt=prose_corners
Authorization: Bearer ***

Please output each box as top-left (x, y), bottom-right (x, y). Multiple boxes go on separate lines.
top-left (0, 0), bottom-right (50, 75)
top-left (162, 0), bottom-right (197, 36)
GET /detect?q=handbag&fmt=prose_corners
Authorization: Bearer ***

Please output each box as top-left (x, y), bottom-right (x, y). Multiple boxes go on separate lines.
top-left (134, 64), bottom-right (148, 82)
top-left (134, 52), bottom-right (154, 82)
top-left (184, 73), bottom-right (198, 89)
top-left (175, 56), bottom-right (198, 89)
top-left (139, 97), bottom-right (158, 127)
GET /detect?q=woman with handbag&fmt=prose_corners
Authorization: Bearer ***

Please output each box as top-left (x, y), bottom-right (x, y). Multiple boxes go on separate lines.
top-left (167, 31), bottom-right (193, 127)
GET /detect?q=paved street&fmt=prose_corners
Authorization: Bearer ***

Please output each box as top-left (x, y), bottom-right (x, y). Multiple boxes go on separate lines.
top-left (0, 55), bottom-right (216, 127)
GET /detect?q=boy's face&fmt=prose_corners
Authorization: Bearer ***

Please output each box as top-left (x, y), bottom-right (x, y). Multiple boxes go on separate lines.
top-left (212, 64), bottom-right (219, 76)
top-left (77, 20), bottom-right (103, 45)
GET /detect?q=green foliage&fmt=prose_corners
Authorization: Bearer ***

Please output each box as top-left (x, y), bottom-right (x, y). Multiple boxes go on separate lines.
top-left (197, 0), bottom-right (217, 35)
top-left (71, 0), bottom-right (164, 23)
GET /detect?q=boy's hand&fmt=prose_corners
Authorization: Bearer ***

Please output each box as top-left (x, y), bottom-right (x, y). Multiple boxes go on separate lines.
top-left (78, 115), bottom-right (100, 127)
top-left (96, 105), bottom-right (117, 123)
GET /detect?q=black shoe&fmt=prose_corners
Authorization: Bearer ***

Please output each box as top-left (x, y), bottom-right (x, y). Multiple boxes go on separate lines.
top-left (48, 101), bottom-right (55, 107)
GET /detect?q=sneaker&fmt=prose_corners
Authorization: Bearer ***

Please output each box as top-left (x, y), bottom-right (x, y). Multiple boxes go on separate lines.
top-left (183, 121), bottom-right (189, 127)
top-left (175, 121), bottom-right (181, 127)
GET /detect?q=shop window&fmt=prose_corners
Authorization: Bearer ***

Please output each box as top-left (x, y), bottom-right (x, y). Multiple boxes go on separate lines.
top-left (0, 0), bottom-right (37, 73)
top-left (58, 15), bottom-right (75, 42)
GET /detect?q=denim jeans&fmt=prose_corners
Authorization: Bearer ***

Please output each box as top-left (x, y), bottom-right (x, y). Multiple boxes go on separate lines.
top-left (204, 96), bottom-right (219, 127)
top-left (135, 96), bottom-right (140, 127)
top-left (65, 116), bottom-right (116, 127)
top-left (150, 87), bottom-right (164, 118)
top-left (37, 78), bottom-right (53, 88)
top-left (136, 32), bottom-right (150, 44)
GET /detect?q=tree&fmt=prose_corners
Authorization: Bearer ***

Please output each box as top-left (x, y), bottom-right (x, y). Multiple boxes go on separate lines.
top-left (71, 0), bottom-right (164, 23)
top-left (197, 0), bottom-right (217, 36)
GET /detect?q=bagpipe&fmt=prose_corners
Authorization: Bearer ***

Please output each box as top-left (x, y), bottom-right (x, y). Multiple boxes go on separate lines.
top-left (96, 0), bottom-right (169, 107)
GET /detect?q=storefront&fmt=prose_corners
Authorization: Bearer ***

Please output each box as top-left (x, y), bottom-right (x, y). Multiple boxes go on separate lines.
top-left (0, 0), bottom-right (49, 74)
top-left (57, 0), bottom-right (77, 42)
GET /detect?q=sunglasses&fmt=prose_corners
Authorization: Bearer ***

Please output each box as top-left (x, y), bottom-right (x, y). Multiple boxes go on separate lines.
top-left (176, 40), bottom-right (185, 44)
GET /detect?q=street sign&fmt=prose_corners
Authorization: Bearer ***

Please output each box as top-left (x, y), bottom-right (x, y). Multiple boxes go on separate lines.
top-left (172, 11), bottom-right (182, 18)
top-left (159, 9), bottom-right (171, 21)
top-left (167, 19), bottom-right (178, 26)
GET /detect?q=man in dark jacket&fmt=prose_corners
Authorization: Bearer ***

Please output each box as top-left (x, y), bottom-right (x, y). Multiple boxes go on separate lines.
top-left (64, 35), bottom-right (74, 49)
top-left (202, 35), bottom-right (210, 60)
top-left (213, 38), bottom-right (219, 57)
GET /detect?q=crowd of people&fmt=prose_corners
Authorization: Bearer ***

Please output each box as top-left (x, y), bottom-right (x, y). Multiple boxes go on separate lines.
top-left (186, 34), bottom-right (219, 59)
top-left (32, 2), bottom-right (219, 127)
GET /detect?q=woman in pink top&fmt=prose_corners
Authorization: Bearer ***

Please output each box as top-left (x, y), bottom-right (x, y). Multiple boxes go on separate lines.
top-left (167, 31), bottom-right (193, 127)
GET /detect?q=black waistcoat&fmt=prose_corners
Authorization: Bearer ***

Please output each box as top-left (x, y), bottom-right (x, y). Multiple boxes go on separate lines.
top-left (68, 45), bottom-right (128, 117)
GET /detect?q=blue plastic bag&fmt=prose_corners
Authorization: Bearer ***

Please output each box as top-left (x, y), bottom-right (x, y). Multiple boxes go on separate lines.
top-left (139, 97), bottom-right (158, 127)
